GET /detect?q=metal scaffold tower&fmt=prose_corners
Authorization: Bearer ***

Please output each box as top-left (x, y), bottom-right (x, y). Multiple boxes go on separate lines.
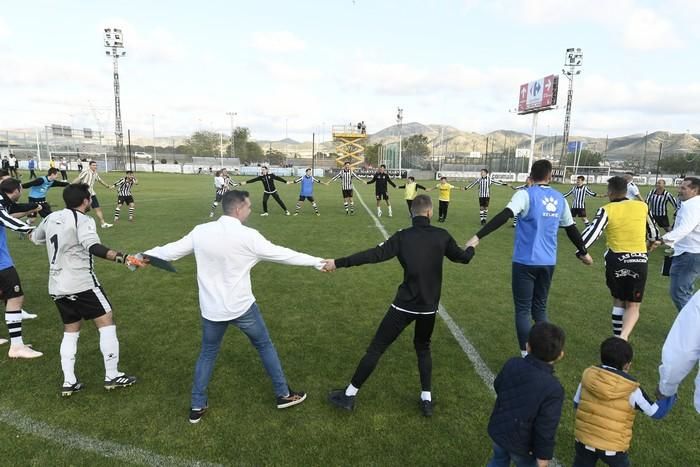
top-left (332, 123), bottom-right (367, 167)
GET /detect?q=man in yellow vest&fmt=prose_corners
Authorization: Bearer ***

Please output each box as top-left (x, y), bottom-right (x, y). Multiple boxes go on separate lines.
top-left (573, 337), bottom-right (675, 465)
top-left (579, 176), bottom-right (661, 340)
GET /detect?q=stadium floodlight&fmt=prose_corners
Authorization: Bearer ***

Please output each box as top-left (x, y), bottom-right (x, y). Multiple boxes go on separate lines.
top-left (226, 111), bottom-right (237, 160)
top-left (396, 107), bottom-right (403, 174)
top-left (559, 47), bottom-right (583, 166)
top-left (103, 27), bottom-right (126, 165)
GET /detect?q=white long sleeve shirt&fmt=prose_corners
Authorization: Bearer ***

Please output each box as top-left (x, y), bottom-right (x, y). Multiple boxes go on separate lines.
top-left (662, 195), bottom-right (700, 256)
top-left (143, 216), bottom-right (324, 321)
top-left (658, 290), bottom-right (700, 413)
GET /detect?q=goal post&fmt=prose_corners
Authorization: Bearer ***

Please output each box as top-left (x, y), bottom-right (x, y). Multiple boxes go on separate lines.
top-left (562, 165), bottom-right (611, 184)
top-left (49, 151), bottom-right (109, 172)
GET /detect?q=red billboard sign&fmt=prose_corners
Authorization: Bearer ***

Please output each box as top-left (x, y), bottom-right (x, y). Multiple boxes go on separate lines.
top-left (518, 74), bottom-right (559, 114)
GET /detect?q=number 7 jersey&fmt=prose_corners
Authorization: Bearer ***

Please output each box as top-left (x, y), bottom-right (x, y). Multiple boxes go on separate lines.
top-left (31, 209), bottom-right (102, 296)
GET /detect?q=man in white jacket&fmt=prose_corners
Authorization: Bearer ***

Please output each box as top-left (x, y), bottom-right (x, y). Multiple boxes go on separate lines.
top-left (143, 190), bottom-right (325, 424)
top-left (658, 290), bottom-right (700, 413)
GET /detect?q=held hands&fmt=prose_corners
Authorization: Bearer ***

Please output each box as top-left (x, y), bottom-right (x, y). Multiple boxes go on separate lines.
top-left (320, 259), bottom-right (336, 272)
top-left (648, 240), bottom-right (662, 252)
top-left (465, 235), bottom-right (479, 249)
top-left (286, 181), bottom-right (292, 185)
top-left (578, 253), bottom-right (593, 265)
top-left (240, 181), bottom-right (247, 185)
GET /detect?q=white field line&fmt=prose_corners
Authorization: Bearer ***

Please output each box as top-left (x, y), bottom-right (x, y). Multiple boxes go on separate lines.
top-left (0, 407), bottom-right (223, 467)
top-left (354, 191), bottom-right (563, 467)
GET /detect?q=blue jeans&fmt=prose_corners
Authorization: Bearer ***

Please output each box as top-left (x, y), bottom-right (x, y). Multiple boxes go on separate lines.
top-left (191, 303), bottom-right (289, 409)
top-left (669, 252), bottom-right (700, 311)
top-left (487, 443), bottom-right (537, 467)
top-left (512, 262), bottom-right (555, 351)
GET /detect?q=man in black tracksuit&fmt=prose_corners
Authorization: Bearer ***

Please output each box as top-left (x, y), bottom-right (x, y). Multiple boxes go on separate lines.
top-left (366, 164), bottom-right (396, 217)
top-left (323, 194), bottom-right (475, 417)
top-left (242, 166), bottom-right (291, 216)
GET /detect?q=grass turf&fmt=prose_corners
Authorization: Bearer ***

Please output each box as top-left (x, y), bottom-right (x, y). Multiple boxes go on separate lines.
top-left (0, 171), bottom-right (697, 466)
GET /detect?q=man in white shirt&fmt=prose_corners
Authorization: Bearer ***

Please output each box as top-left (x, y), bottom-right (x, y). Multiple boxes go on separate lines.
top-left (32, 183), bottom-right (141, 396)
top-left (72, 161), bottom-right (113, 228)
top-left (662, 177), bottom-right (700, 311)
top-left (623, 172), bottom-right (643, 201)
top-left (143, 190), bottom-right (325, 424)
top-left (658, 290), bottom-right (700, 413)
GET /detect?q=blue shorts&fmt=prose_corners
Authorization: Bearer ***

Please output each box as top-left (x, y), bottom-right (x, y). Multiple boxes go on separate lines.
top-left (91, 195), bottom-right (100, 209)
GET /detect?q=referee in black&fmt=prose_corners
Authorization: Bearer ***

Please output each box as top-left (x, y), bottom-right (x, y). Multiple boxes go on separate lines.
top-left (321, 194), bottom-right (475, 417)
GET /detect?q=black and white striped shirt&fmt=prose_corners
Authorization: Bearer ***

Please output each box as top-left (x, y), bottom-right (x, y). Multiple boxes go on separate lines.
top-left (113, 177), bottom-right (137, 197)
top-left (330, 169), bottom-right (363, 190)
top-left (0, 204), bottom-right (34, 234)
top-left (563, 185), bottom-right (597, 209)
top-left (465, 176), bottom-right (507, 198)
top-left (645, 190), bottom-right (678, 217)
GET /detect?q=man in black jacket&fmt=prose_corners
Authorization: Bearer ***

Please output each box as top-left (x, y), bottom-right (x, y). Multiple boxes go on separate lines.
top-left (321, 194), bottom-right (475, 416)
top-left (241, 166), bottom-right (291, 216)
top-left (366, 164), bottom-right (396, 217)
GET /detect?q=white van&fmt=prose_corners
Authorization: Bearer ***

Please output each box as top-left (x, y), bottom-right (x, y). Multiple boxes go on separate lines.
top-left (134, 152), bottom-right (152, 159)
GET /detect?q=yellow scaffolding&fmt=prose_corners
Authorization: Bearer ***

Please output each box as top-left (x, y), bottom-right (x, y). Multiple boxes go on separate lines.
top-left (332, 124), bottom-right (367, 168)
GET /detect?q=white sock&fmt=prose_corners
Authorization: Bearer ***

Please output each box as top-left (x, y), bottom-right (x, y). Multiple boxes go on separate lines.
top-left (521, 350), bottom-right (528, 358)
top-left (612, 306), bottom-right (624, 336)
top-left (421, 391), bottom-right (431, 401)
top-left (99, 325), bottom-right (120, 380)
top-left (5, 311), bottom-right (23, 346)
top-left (345, 383), bottom-right (359, 397)
top-left (60, 332), bottom-right (80, 385)
top-left (388, 206), bottom-right (392, 215)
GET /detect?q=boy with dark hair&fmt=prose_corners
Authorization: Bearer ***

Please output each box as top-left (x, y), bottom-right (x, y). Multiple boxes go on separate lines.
top-left (430, 176), bottom-right (459, 222)
top-left (464, 168), bottom-right (509, 225)
top-left (563, 175), bottom-right (597, 226)
top-left (487, 322), bottom-right (566, 467)
top-left (366, 164), bottom-right (396, 217)
top-left (112, 170), bottom-right (138, 222)
top-left (292, 168), bottom-right (321, 216)
top-left (398, 176), bottom-right (426, 216)
top-left (22, 168), bottom-right (69, 223)
top-left (573, 337), bottom-right (676, 466)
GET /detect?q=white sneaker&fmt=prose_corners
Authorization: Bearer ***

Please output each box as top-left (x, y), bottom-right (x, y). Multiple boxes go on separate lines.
top-left (209, 212), bottom-right (214, 218)
top-left (285, 211), bottom-right (291, 216)
top-left (388, 210), bottom-right (393, 218)
top-left (0, 338), bottom-right (7, 346)
top-left (101, 223), bottom-right (113, 229)
top-left (21, 310), bottom-right (37, 320)
top-left (377, 210), bottom-right (382, 217)
top-left (260, 212), bottom-right (269, 217)
top-left (8, 344), bottom-right (43, 359)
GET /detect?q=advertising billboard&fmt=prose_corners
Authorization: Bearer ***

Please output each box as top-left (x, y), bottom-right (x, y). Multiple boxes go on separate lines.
top-left (518, 75), bottom-right (559, 114)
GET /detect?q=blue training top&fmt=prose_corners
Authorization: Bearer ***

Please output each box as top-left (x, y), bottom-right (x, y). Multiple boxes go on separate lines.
top-left (299, 175), bottom-right (317, 197)
top-left (513, 185), bottom-right (567, 266)
top-left (28, 176), bottom-right (54, 199)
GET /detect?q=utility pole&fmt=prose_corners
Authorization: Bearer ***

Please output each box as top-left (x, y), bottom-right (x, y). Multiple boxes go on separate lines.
top-left (396, 107), bottom-right (403, 174)
top-left (559, 48), bottom-right (583, 165)
top-left (103, 28), bottom-right (126, 166)
top-left (226, 111), bottom-right (237, 158)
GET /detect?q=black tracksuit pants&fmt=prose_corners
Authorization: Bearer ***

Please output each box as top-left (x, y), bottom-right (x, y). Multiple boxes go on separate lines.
top-left (350, 306), bottom-right (435, 391)
top-left (262, 191), bottom-right (288, 213)
top-left (438, 200), bottom-right (449, 220)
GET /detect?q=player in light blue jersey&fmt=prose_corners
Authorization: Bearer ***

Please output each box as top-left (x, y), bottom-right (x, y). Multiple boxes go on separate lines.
top-left (292, 168), bottom-right (321, 216)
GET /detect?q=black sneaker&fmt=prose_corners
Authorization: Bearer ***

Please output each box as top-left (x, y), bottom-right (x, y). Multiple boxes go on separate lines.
top-left (61, 381), bottom-right (84, 397)
top-left (420, 399), bottom-right (433, 417)
top-left (104, 374), bottom-right (137, 390)
top-left (189, 406), bottom-right (207, 424)
top-left (277, 388), bottom-right (307, 409)
top-left (480, 219), bottom-right (486, 225)
top-left (328, 389), bottom-right (355, 411)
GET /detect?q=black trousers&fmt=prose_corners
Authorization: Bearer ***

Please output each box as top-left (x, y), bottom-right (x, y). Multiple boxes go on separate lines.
top-left (262, 192), bottom-right (288, 213)
top-left (438, 200), bottom-right (449, 219)
top-left (350, 306), bottom-right (436, 391)
top-left (29, 170), bottom-right (36, 179)
top-left (406, 199), bottom-right (413, 215)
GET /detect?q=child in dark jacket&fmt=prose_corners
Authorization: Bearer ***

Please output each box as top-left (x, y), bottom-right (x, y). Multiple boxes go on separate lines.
top-left (487, 322), bottom-right (566, 467)
top-left (572, 337), bottom-right (676, 467)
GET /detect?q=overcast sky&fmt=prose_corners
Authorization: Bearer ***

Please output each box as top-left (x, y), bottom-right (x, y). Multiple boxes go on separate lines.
top-left (1, 0), bottom-right (698, 142)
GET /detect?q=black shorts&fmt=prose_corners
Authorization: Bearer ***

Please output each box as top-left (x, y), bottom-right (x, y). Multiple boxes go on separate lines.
top-left (478, 197), bottom-right (490, 208)
top-left (571, 208), bottom-right (587, 218)
top-left (376, 192), bottom-right (389, 201)
top-left (53, 287), bottom-right (113, 324)
top-left (653, 215), bottom-right (670, 229)
top-left (91, 195), bottom-right (100, 209)
top-left (27, 197), bottom-right (50, 218)
top-left (214, 192), bottom-right (224, 202)
top-left (298, 196), bottom-right (315, 202)
top-left (342, 189), bottom-right (354, 198)
top-left (604, 251), bottom-right (648, 303)
top-left (117, 195), bottom-right (134, 205)
top-left (0, 266), bottom-right (23, 300)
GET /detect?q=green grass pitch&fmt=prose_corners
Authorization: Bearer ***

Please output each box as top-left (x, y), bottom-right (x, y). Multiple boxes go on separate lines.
top-left (0, 172), bottom-right (697, 466)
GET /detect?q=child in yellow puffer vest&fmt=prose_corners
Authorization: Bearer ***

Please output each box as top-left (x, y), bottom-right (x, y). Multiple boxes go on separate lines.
top-left (572, 337), bottom-right (676, 467)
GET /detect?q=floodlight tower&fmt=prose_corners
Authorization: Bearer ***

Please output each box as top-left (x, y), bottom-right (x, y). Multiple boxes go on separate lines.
top-left (226, 111), bottom-right (237, 158)
top-left (396, 107), bottom-right (404, 173)
top-left (559, 47), bottom-right (582, 164)
top-left (104, 28), bottom-right (126, 161)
